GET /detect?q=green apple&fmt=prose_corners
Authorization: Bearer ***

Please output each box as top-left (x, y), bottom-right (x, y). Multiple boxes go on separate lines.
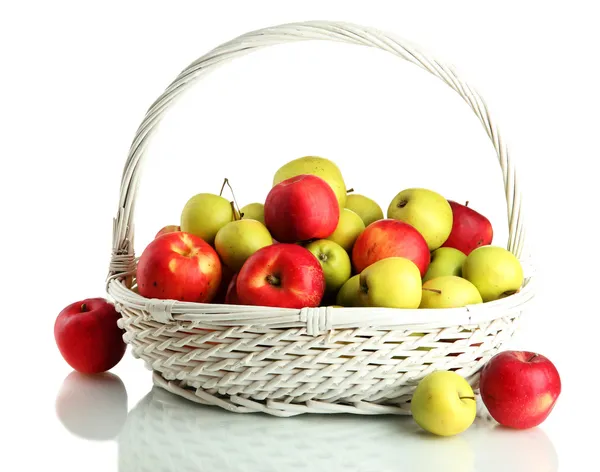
top-left (387, 188), bottom-right (453, 251)
top-left (423, 247), bottom-right (467, 282)
top-left (180, 193), bottom-right (234, 245)
top-left (326, 208), bottom-right (365, 252)
top-left (358, 257), bottom-right (422, 308)
top-left (420, 276), bottom-right (483, 309)
top-left (345, 193), bottom-right (384, 227)
top-left (306, 239), bottom-right (352, 293)
top-left (240, 202), bottom-right (265, 225)
top-left (410, 370), bottom-right (477, 436)
top-left (273, 155), bottom-right (347, 209)
top-left (462, 245), bottom-right (524, 302)
top-left (336, 274), bottom-right (361, 307)
top-left (214, 219), bottom-right (273, 271)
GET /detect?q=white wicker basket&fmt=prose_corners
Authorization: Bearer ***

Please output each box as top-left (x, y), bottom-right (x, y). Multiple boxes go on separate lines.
top-left (107, 20), bottom-right (534, 417)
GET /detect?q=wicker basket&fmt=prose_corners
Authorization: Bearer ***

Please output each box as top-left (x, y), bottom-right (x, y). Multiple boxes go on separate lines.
top-left (107, 21), bottom-right (534, 417)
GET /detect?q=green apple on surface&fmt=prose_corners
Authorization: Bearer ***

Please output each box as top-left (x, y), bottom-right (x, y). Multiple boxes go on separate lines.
top-left (410, 370), bottom-right (477, 437)
top-left (419, 276), bottom-right (483, 309)
top-left (305, 239), bottom-right (352, 293)
top-left (345, 193), bottom-right (384, 227)
top-left (240, 202), bottom-right (265, 225)
top-left (423, 247), bottom-right (467, 282)
top-left (272, 155), bottom-right (347, 209)
top-left (326, 208), bottom-right (365, 252)
top-left (214, 219), bottom-right (273, 272)
top-left (180, 193), bottom-right (234, 245)
top-left (387, 188), bottom-right (453, 251)
top-left (358, 257), bottom-right (422, 309)
top-left (462, 246), bottom-right (524, 302)
top-left (336, 274), bottom-right (361, 307)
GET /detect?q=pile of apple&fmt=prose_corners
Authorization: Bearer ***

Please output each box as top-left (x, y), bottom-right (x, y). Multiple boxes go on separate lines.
top-left (137, 155), bottom-right (524, 312)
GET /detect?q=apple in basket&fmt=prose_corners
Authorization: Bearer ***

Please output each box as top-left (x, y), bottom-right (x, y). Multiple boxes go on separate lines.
top-left (155, 224), bottom-right (180, 239)
top-left (236, 243), bottom-right (326, 308)
top-left (442, 200), bottom-right (493, 255)
top-left (137, 232), bottom-right (222, 303)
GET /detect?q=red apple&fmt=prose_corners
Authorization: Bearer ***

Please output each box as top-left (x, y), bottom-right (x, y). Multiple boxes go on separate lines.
top-left (441, 201), bottom-right (493, 255)
top-left (351, 219), bottom-right (430, 277)
top-left (54, 298), bottom-right (127, 374)
top-left (264, 174), bottom-right (339, 243)
top-left (225, 273), bottom-right (241, 304)
top-left (479, 350), bottom-right (561, 429)
top-left (155, 225), bottom-right (181, 239)
top-left (236, 243), bottom-right (325, 308)
top-left (212, 264), bottom-right (235, 304)
top-left (137, 232), bottom-right (222, 303)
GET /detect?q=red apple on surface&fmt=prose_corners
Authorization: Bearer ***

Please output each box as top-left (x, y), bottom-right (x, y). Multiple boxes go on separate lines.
top-left (264, 174), bottom-right (339, 243)
top-left (137, 232), bottom-right (222, 303)
top-left (236, 243), bottom-right (325, 308)
top-left (479, 350), bottom-right (561, 429)
top-left (54, 298), bottom-right (127, 374)
top-left (155, 225), bottom-right (181, 239)
top-left (225, 273), bottom-right (242, 305)
top-left (441, 201), bottom-right (493, 255)
top-left (351, 219), bottom-right (430, 277)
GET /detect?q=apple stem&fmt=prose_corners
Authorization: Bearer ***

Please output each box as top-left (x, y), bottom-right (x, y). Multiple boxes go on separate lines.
top-left (230, 201), bottom-right (240, 221)
top-left (266, 274), bottom-right (281, 287)
top-left (347, 188), bottom-right (354, 194)
top-left (526, 353), bottom-right (539, 362)
top-left (465, 200), bottom-right (469, 207)
top-left (81, 303), bottom-right (87, 312)
top-left (422, 288), bottom-right (442, 294)
top-left (220, 178), bottom-right (243, 220)
top-left (460, 396), bottom-right (475, 400)
top-left (397, 199), bottom-right (408, 209)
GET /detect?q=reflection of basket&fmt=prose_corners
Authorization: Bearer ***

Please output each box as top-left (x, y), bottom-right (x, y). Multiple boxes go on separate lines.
top-left (107, 21), bottom-right (534, 417)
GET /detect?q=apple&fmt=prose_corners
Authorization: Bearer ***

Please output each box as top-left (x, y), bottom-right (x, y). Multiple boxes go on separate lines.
top-left (212, 264), bottom-right (235, 304)
top-left (273, 155), bottom-right (347, 209)
top-left (240, 202), bottom-right (265, 224)
top-left (305, 239), bottom-right (352, 293)
top-left (180, 193), bottom-right (234, 245)
top-left (326, 208), bottom-right (365, 252)
top-left (410, 370), bottom-right (477, 436)
top-left (442, 200), bottom-right (493, 255)
top-left (423, 247), bottom-right (467, 282)
top-left (236, 243), bottom-right (325, 308)
top-left (137, 232), bottom-right (222, 302)
top-left (214, 219), bottom-right (273, 272)
top-left (155, 225), bottom-right (180, 239)
top-left (264, 174), bottom-right (339, 243)
top-left (358, 257), bottom-right (422, 309)
top-left (345, 193), bottom-right (384, 227)
top-left (419, 275), bottom-right (482, 309)
top-left (54, 298), bottom-right (127, 374)
top-left (462, 245), bottom-right (524, 302)
top-left (387, 188), bottom-right (453, 251)
top-left (351, 219), bottom-right (430, 277)
top-left (225, 273), bottom-right (241, 304)
top-left (336, 274), bottom-right (361, 307)
top-left (479, 350), bottom-right (561, 429)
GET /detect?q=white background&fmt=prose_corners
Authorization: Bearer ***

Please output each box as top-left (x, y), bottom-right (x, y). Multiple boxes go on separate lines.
top-left (2, 1), bottom-right (598, 470)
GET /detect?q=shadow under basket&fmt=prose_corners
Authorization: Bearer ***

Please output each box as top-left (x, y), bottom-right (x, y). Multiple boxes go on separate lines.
top-left (106, 21), bottom-right (534, 417)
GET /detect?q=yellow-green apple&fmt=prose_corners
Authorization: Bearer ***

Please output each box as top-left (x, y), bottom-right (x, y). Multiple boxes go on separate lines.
top-left (352, 219), bottom-right (430, 277)
top-left (264, 174), bottom-right (339, 243)
top-left (305, 239), bottom-right (351, 293)
top-left (136, 232), bottom-right (222, 302)
top-left (423, 247), bottom-right (467, 282)
top-left (240, 202), bottom-right (265, 224)
top-left (442, 200), bottom-right (493, 255)
top-left (214, 219), bottom-right (273, 272)
top-left (410, 370), bottom-right (477, 436)
top-left (155, 225), bottom-right (180, 239)
top-left (419, 275), bottom-right (482, 309)
top-left (387, 188), bottom-right (453, 251)
top-left (345, 193), bottom-right (384, 227)
top-left (326, 208), bottom-right (365, 252)
top-left (462, 246), bottom-right (523, 302)
top-left (236, 243), bottom-right (325, 308)
top-left (479, 350), bottom-right (561, 429)
top-left (180, 193), bottom-right (234, 245)
top-left (358, 257), bottom-right (422, 308)
top-left (336, 274), bottom-right (361, 307)
top-left (273, 155), bottom-right (347, 209)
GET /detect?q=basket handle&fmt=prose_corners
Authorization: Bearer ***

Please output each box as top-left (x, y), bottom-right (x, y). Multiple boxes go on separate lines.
top-left (107, 20), bottom-right (526, 280)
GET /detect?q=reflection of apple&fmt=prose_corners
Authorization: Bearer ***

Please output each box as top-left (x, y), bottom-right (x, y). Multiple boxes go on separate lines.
top-left (420, 276), bottom-right (482, 309)
top-left (410, 370), bottom-right (477, 437)
top-left (345, 193), bottom-right (384, 227)
top-left (240, 202), bottom-right (265, 224)
top-left (479, 350), bottom-right (561, 429)
top-left (326, 208), bottom-right (365, 252)
top-left (305, 239), bottom-right (351, 293)
top-left (387, 188), bottom-right (453, 251)
top-left (180, 193), bottom-right (234, 245)
top-left (336, 274), bottom-right (361, 307)
top-left (358, 257), bottom-right (422, 308)
top-left (423, 247), bottom-right (467, 282)
top-left (462, 246), bottom-right (523, 302)
top-left (442, 200), bottom-right (493, 255)
top-left (214, 219), bottom-right (273, 271)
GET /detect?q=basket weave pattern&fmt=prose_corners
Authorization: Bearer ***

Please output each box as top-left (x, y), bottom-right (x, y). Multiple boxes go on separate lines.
top-left (107, 21), bottom-right (533, 417)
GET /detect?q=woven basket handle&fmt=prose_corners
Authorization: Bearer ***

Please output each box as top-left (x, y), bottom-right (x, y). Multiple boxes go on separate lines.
top-left (108, 20), bottom-right (526, 279)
